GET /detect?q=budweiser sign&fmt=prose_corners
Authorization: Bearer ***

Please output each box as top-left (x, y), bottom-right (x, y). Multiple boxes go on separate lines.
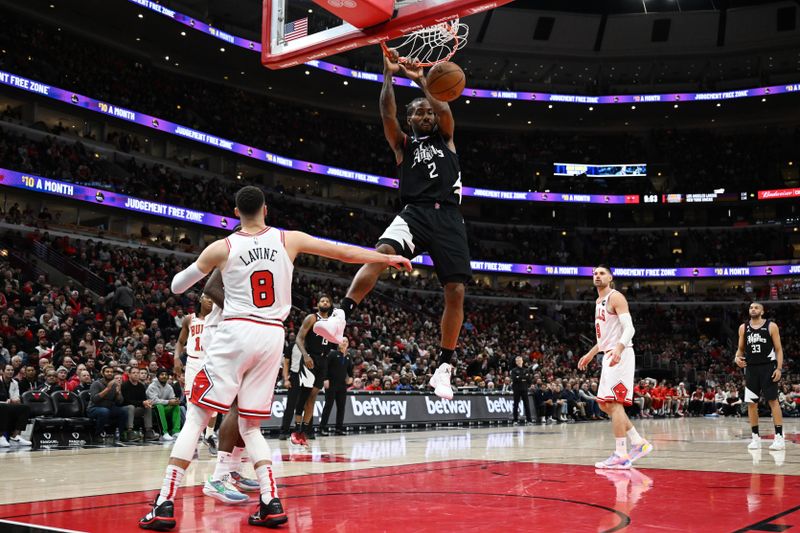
top-left (758, 188), bottom-right (800, 200)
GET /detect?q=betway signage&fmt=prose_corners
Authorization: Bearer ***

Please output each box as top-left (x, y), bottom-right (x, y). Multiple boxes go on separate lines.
top-left (264, 392), bottom-right (517, 428)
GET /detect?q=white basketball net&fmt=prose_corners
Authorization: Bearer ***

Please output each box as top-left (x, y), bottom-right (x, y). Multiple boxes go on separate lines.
top-left (381, 19), bottom-right (469, 67)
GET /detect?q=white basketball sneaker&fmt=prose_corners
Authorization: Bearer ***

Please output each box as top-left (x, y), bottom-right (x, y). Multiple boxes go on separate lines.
top-left (747, 434), bottom-right (761, 449)
top-left (312, 309), bottom-right (346, 344)
top-left (429, 363), bottom-right (453, 400)
top-left (769, 434), bottom-right (785, 451)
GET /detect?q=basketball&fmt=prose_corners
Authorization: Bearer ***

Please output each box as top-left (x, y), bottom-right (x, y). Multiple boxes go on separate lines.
top-left (426, 61), bottom-right (466, 102)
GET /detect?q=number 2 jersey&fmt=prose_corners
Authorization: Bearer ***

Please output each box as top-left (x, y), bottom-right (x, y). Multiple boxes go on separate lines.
top-left (744, 320), bottom-right (776, 365)
top-left (222, 227), bottom-right (293, 324)
top-left (399, 132), bottom-right (462, 207)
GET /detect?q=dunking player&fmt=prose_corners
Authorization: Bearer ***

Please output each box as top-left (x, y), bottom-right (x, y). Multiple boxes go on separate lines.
top-left (315, 51), bottom-right (471, 400)
top-left (735, 302), bottom-right (785, 451)
top-left (578, 265), bottom-right (653, 469)
top-left (139, 186), bottom-right (411, 530)
top-left (174, 295), bottom-right (218, 453)
top-left (291, 296), bottom-right (334, 444)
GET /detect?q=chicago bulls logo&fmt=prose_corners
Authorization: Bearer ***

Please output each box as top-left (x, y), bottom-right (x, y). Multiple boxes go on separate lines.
top-left (612, 382), bottom-right (628, 403)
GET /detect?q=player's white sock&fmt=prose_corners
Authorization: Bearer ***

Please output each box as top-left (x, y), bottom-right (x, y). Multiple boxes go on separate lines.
top-left (205, 426), bottom-right (215, 440)
top-left (156, 465), bottom-right (185, 505)
top-left (211, 451), bottom-right (234, 481)
top-left (255, 464), bottom-right (279, 504)
top-left (615, 438), bottom-right (627, 456)
top-left (232, 445), bottom-right (246, 463)
top-left (626, 427), bottom-right (643, 446)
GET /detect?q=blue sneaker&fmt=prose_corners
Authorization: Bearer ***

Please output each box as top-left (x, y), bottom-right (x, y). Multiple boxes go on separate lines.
top-left (230, 471), bottom-right (260, 493)
top-left (202, 474), bottom-right (250, 504)
top-left (629, 439), bottom-right (653, 463)
top-left (595, 452), bottom-right (632, 470)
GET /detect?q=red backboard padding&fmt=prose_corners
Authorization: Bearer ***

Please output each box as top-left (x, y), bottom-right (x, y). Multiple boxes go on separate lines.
top-left (313, 0), bottom-right (394, 29)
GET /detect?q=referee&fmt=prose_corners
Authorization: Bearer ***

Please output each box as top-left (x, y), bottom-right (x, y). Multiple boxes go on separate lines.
top-left (320, 338), bottom-right (353, 436)
top-left (510, 356), bottom-right (533, 424)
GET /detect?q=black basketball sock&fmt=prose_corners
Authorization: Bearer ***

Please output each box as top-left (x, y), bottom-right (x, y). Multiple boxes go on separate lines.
top-left (439, 347), bottom-right (455, 367)
top-left (341, 297), bottom-right (357, 320)
top-left (775, 425), bottom-right (783, 436)
top-left (752, 425), bottom-right (759, 436)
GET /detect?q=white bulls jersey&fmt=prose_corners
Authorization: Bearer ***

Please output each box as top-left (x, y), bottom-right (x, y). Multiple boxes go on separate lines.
top-left (205, 303), bottom-right (222, 328)
top-left (222, 226), bottom-right (293, 324)
top-left (186, 313), bottom-right (206, 359)
top-left (595, 289), bottom-right (632, 352)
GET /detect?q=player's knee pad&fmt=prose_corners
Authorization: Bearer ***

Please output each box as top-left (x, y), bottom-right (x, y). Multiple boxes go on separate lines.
top-left (170, 404), bottom-right (214, 461)
top-left (237, 416), bottom-right (271, 464)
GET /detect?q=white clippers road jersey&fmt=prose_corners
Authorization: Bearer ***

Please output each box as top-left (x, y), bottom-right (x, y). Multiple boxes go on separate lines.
top-left (595, 289), bottom-right (632, 352)
top-left (185, 313), bottom-right (205, 359)
top-left (222, 226), bottom-right (293, 324)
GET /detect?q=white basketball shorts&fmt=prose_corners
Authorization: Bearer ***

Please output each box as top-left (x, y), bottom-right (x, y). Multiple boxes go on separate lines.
top-left (184, 355), bottom-right (204, 396)
top-left (597, 347), bottom-right (635, 406)
top-left (190, 318), bottom-right (285, 420)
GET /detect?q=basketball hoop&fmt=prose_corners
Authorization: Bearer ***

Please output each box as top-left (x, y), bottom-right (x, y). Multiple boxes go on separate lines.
top-left (380, 18), bottom-right (469, 67)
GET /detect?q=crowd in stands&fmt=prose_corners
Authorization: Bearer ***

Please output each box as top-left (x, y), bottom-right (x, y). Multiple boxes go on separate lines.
top-left (1, 127), bottom-right (797, 268)
top-left (1, 11), bottom-right (798, 195)
top-left (1, 228), bottom-right (798, 448)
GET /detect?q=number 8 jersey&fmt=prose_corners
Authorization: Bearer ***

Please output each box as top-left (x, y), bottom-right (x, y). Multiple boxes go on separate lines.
top-left (222, 227), bottom-right (293, 324)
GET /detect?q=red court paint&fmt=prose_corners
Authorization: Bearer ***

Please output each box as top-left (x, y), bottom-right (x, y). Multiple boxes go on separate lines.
top-left (1, 460), bottom-right (799, 532)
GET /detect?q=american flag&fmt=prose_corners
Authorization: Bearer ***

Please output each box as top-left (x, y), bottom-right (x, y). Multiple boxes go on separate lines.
top-left (284, 17), bottom-right (308, 42)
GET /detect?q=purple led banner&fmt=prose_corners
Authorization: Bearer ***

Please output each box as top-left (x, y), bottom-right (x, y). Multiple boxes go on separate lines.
top-left (126, 0), bottom-right (800, 106)
top-left (2, 166), bottom-right (796, 279)
top-left (0, 69), bottom-right (640, 205)
top-left (0, 167), bottom-right (237, 229)
top-left (128, 0), bottom-right (261, 52)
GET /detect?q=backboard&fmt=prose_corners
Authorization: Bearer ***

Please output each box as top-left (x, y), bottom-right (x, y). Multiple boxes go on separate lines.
top-left (262, 0), bottom-right (515, 69)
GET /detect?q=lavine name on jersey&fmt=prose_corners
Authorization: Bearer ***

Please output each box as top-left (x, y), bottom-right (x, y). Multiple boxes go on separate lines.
top-left (239, 246), bottom-right (279, 266)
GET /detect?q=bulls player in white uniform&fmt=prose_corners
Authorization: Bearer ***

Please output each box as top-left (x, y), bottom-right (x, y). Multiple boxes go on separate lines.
top-left (578, 265), bottom-right (653, 469)
top-left (139, 186), bottom-right (411, 531)
top-left (175, 296), bottom-right (212, 398)
top-left (175, 295), bottom-right (218, 452)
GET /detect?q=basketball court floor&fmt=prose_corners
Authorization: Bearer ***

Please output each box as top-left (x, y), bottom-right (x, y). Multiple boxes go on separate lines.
top-left (1, 417), bottom-right (798, 532)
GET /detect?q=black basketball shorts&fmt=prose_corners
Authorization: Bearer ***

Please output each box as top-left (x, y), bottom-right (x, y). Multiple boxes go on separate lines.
top-left (377, 204), bottom-right (472, 285)
top-left (744, 363), bottom-right (779, 403)
top-left (310, 353), bottom-right (328, 390)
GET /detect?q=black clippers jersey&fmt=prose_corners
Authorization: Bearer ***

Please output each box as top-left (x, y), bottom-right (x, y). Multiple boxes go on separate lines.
top-left (305, 313), bottom-right (330, 356)
top-left (399, 133), bottom-right (463, 207)
top-left (744, 320), bottom-right (776, 365)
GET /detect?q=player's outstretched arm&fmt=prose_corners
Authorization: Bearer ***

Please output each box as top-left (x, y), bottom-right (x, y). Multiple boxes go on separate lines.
top-left (283, 231), bottom-right (412, 271)
top-left (170, 239), bottom-right (228, 294)
top-left (399, 59), bottom-right (455, 147)
top-left (381, 49), bottom-right (406, 160)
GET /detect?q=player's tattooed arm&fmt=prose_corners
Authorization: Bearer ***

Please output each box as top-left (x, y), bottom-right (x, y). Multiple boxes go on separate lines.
top-left (295, 314), bottom-right (317, 370)
top-left (203, 268), bottom-right (224, 309)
